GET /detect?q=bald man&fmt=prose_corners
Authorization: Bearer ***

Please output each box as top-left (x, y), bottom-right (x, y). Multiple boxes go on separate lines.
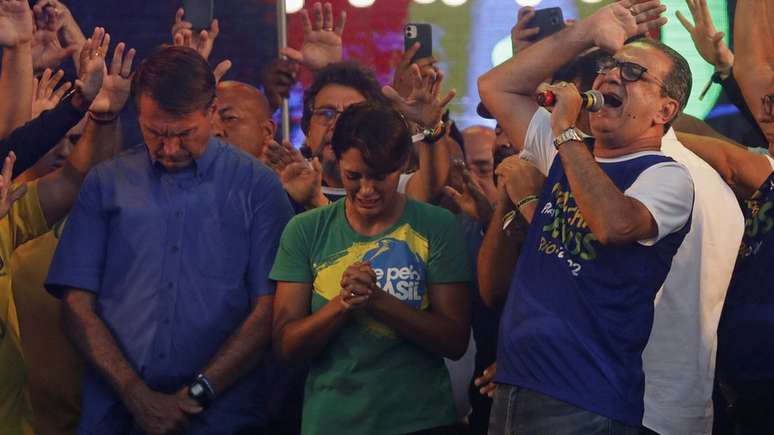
top-left (462, 125), bottom-right (498, 203)
top-left (212, 80), bottom-right (276, 160)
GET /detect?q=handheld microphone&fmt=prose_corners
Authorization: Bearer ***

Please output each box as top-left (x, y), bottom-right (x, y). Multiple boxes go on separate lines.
top-left (536, 89), bottom-right (605, 113)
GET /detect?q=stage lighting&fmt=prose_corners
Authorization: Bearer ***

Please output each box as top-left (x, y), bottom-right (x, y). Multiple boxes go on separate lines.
top-left (349, 0), bottom-right (375, 7)
top-left (413, 0), bottom-right (436, 3)
top-left (286, 0), bottom-right (304, 13)
top-left (515, 0), bottom-right (542, 6)
top-left (579, 0), bottom-right (603, 3)
top-left (442, 0), bottom-right (467, 5)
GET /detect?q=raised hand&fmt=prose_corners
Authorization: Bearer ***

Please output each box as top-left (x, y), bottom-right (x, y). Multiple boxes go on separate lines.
top-left (0, 152), bottom-right (27, 219)
top-left (675, 0), bottom-right (733, 74)
top-left (89, 39), bottom-right (136, 116)
top-left (444, 160), bottom-right (493, 225)
top-left (171, 8), bottom-right (219, 61)
top-left (31, 28), bottom-right (78, 72)
top-left (391, 42), bottom-right (438, 99)
top-left (494, 155), bottom-right (545, 210)
top-left (585, 0), bottom-right (667, 53)
top-left (31, 68), bottom-right (71, 118)
top-left (280, 158), bottom-right (326, 209)
top-left (0, 0), bottom-right (34, 47)
top-left (281, 2), bottom-right (345, 71)
top-left (511, 7), bottom-right (539, 55)
top-left (264, 140), bottom-right (303, 175)
top-left (76, 27), bottom-right (108, 104)
top-left (382, 65), bottom-right (455, 129)
top-left (262, 59), bottom-right (299, 111)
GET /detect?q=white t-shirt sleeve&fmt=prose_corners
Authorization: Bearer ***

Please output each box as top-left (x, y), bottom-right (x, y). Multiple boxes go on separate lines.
top-left (624, 161), bottom-right (695, 245)
top-left (519, 108), bottom-right (556, 176)
top-left (398, 172), bottom-right (413, 194)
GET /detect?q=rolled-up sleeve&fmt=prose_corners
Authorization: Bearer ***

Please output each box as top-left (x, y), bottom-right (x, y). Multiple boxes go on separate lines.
top-left (45, 168), bottom-right (108, 298)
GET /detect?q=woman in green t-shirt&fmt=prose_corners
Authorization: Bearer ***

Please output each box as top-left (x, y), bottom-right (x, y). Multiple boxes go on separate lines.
top-left (270, 102), bottom-right (472, 435)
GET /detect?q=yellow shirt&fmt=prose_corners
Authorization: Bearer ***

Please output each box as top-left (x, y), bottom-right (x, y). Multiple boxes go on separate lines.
top-left (0, 180), bottom-right (51, 435)
top-left (12, 220), bottom-right (81, 435)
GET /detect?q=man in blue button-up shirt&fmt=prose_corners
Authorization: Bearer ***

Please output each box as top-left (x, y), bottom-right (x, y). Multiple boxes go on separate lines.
top-left (45, 46), bottom-right (294, 435)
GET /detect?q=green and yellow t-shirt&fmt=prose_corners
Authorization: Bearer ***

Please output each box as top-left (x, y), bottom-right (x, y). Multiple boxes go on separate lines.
top-left (0, 180), bottom-right (51, 435)
top-left (270, 198), bottom-right (471, 435)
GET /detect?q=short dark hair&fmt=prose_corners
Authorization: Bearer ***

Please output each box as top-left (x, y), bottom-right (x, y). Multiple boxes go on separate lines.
top-left (553, 48), bottom-right (612, 92)
top-left (301, 61), bottom-right (389, 134)
top-left (630, 37), bottom-right (693, 130)
top-left (131, 46), bottom-right (215, 115)
top-left (331, 101), bottom-right (411, 175)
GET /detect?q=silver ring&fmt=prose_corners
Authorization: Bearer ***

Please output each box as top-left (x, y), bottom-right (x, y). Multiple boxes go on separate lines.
top-left (350, 290), bottom-right (356, 297)
top-left (324, 27), bottom-right (333, 32)
top-left (629, 7), bottom-right (637, 16)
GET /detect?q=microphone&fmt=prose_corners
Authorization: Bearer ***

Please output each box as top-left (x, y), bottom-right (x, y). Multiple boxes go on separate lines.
top-left (536, 89), bottom-right (605, 113)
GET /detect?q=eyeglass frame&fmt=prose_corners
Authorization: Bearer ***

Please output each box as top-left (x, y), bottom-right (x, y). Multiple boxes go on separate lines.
top-left (596, 56), bottom-right (665, 89)
top-left (310, 106), bottom-right (346, 126)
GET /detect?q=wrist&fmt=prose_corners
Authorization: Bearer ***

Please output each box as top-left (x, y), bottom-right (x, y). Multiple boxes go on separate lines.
top-left (88, 110), bottom-right (119, 124)
top-left (70, 90), bottom-right (91, 112)
top-left (3, 41), bottom-right (31, 52)
top-left (715, 60), bottom-right (733, 80)
top-left (308, 192), bottom-right (330, 209)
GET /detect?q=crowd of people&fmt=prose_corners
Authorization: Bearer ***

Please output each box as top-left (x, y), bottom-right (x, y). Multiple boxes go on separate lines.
top-left (0, 0), bottom-right (773, 434)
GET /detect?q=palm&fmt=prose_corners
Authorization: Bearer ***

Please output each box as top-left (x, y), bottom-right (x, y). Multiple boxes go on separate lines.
top-left (301, 32), bottom-right (342, 71)
top-left (90, 74), bottom-right (129, 114)
top-left (592, 5), bottom-right (635, 52)
top-left (281, 161), bottom-right (321, 205)
top-left (0, 1), bottom-right (33, 46)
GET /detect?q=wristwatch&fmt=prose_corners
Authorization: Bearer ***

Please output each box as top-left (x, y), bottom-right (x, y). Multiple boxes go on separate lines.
top-left (552, 126), bottom-right (585, 150)
top-left (188, 373), bottom-right (216, 408)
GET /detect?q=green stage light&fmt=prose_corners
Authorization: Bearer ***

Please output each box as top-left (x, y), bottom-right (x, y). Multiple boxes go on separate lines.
top-left (659, 0), bottom-right (730, 119)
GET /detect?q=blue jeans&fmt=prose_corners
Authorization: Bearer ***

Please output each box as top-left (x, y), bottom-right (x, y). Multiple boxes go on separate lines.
top-left (487, 384), bottom-right (639, 435)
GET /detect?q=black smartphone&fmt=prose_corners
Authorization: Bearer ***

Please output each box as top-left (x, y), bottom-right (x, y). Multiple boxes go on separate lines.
top-left (404, 23), bottom-right (432, 63)
top-left (527, 7), bottom-right (565, 42)
top-left (182, 0), bottom-right (214, 31)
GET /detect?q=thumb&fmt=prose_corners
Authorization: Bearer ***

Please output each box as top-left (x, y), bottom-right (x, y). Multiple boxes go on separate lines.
top-left (712, 32), bottom-right (725, 45)
top-left (311, 157), bottom-right (322, 173)
top-left (280, 47), bottom-right (304, 63)
top-left (381, 85), bottom-right (403, 104)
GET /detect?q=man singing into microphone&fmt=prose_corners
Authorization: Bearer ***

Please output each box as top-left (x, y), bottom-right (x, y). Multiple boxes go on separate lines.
top-left (477, 1), bottom-right (695, 433)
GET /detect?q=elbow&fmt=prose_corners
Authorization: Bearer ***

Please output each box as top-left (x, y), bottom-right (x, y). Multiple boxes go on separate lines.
top-left (593, 220), bottom-right (641, 246)
top-left (478, 283), bottom-right (504, 311)
top-left (443, 327), bottom-right (470, 361)
top-left (477, 75), bottom-right (495, 108)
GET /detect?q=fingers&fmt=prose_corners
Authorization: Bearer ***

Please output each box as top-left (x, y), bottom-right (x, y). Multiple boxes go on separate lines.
top-left (675, 10), bottom-right (694, 33)
top-left (443, 186), bottom-right (462, 201)
top-left (438, 89), bottom-right (456, 110)
top-left (300, 8), bottom-right (312, 35)
top-left (635, 3), bottom-right (667, 25)
top-left (516, 6), bottom-right (536, 29)
top-left (335, 10), bottom-right (346, 35)
top-left (175, 7), bottom-right (185, 24)
top-left (209, 18), bottom-right (219, 38)
top-left (280, 47), bottom-right (304, 63)
top-left (109, 42), bottom-right (124, 75)
top-left (312, 2), bottom-right (323, 31)
top-left (213, 59), bottom-right (232, 83)
top-left (401, 42), bottom-right (421, 67)
top-left (381, 85), bottom-right (405, 105)
top-left (323, 2), bottom-right (333, 31)
top-left (0, 152), bottom-right (16, 206)
top-left (51, 80), bottom-right (72, 100)
top-left (637, 15), bottom-right (668, 34)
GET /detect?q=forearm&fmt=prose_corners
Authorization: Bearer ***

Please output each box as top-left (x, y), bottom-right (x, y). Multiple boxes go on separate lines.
top-left (0, 44), bottom-right (34, 138)
top-left (672, 113), bottom-right (743, 147)
top-left (734, 0), bottom-right (774, 68)
top-left (200, 296), bottom-right (272, 394)
top-left (2, 96), bottom-right (86, 177)
top-left (558, 142), bottom-right (649, 244)
top-left (406, 141), bottom-right (447, 202)
top-left (38, 116), bottom-right (117, 225)
top-left (477, 201), bottom-right (526, 310)
top-left (63, 289), bottom-right (144, 402)
top-left (366, 293), bottom-right (469, 360)
top-left (274, 296), bottom-right (349, 362)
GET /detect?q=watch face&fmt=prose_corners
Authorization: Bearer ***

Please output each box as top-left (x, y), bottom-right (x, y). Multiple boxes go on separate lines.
top-left (190, 383), bottom-right (204, 396)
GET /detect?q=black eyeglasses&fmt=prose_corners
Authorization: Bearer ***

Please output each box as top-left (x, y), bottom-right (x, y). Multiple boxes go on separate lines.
top-left (596, 56), bottom-right (664, 88)
top-left (311, 107), bottom-right (345, 126)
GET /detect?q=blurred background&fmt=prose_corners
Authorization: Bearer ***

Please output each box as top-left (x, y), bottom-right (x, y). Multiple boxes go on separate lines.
top-left (66, 0), bottom-right (747, 147)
